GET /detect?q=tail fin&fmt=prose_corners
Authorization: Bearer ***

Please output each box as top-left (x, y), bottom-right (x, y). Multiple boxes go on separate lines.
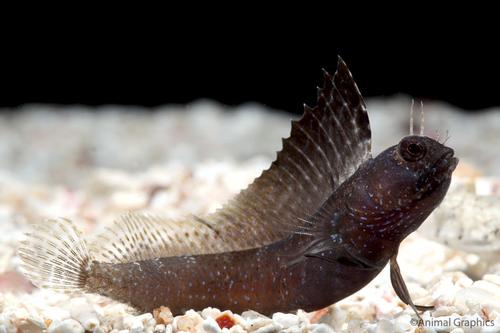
top-left (18, 218), bottom-right (93, 292)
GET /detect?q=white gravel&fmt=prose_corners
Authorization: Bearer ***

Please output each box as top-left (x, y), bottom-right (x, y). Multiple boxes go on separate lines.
top-left (0, 100), bottom-right (499, 333)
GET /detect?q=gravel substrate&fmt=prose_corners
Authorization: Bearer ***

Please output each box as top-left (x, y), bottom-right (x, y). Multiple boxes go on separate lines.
top-left (1, 100), bottom-right (500, 333)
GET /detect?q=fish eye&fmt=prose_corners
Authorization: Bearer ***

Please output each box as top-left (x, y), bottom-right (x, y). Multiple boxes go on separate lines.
top-left (399, 140), bottom-right (426, 161)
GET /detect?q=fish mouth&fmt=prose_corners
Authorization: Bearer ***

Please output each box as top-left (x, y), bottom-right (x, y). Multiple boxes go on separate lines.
top-left (418, 150), bottom-right (458, 191)
top-left (436, 150), bottom-right (459, 175)
top-left (429, 150), bottom-right (459, 186)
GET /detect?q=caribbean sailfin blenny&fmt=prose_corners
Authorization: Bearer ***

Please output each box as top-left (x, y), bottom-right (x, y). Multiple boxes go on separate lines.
top-left (18, 57), bottom-right (458, 317)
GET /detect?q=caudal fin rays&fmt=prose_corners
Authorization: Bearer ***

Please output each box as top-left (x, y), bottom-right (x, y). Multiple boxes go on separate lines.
top-left (18, 218), bottom-right (92, 293)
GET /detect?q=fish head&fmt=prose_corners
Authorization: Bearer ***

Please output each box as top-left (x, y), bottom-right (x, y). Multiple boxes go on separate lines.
top-left (392, 135), bottom-right (458, 204)
top-left (355, 135), bottom-right (458, 241)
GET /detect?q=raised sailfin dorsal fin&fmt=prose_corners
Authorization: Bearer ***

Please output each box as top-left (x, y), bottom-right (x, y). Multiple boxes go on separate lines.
top-left (92, 57), bottom-right (372, 262)
top-left (203, 56), bottom-right (372, 248)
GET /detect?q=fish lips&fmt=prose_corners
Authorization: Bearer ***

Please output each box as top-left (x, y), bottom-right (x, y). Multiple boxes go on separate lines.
top-left (417, 150), bottom-right (458, 191)
top-left (432, 150), bottom-right (459, 186)
top-left (437, 150), bottom-right (459, 175)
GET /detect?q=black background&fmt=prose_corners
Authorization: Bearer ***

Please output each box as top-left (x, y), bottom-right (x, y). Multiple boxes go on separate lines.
top-left (1, 38), bottom-right (498, 114)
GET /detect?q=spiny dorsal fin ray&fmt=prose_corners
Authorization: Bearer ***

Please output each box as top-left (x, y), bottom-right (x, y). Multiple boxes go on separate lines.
top-left (92, 57), bottom-right (372, 262)
top-left (205, 56), bottom-right (371, 248)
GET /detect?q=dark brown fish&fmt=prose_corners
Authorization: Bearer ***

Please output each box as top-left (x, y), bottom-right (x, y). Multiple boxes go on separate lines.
top-left (18, 57), bottom-right (458, 316)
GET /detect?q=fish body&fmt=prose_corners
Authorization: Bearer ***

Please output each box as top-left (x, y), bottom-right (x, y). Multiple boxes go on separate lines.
top-left (19, 57), bottom-right (458, 316)
top-left (87, 234), bottom-right (379, 314)
top-left (86, 183), bottom-right (384, 314)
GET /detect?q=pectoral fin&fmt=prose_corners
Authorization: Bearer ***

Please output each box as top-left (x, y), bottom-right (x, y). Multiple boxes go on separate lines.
top-left (390, 255), bottom-right (433, 318)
